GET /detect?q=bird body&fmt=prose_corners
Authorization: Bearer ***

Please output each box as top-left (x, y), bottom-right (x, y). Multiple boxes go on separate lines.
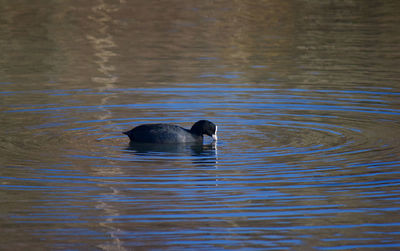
top-left (123, 120), bottom-right (217, 144)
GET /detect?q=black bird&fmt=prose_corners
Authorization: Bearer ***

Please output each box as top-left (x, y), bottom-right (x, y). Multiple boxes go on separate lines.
top-left (123, 120), bottom-right (217, 144)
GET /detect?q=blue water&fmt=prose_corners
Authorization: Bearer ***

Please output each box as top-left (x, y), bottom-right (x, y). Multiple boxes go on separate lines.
top-left (1, 0), bottom-right (400, 250)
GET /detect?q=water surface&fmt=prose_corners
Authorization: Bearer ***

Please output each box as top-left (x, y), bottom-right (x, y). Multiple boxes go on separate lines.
top-left (1, 1), bottom-right (400, 250)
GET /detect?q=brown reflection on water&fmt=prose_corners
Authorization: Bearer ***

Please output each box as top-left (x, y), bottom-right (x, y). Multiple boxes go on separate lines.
top-left (85, 0), bottom-right (120, 125)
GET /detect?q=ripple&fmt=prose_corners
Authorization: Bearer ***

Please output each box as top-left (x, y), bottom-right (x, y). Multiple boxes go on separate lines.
top-left (2, 84), bottom-right (400, 251)
top-left (3, 84), bottom-right (400, 170)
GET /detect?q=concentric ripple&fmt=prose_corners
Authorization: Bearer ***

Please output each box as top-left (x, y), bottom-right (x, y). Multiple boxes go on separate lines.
top-left (3, 84), bottom-right (400, 165)
top-left (2, 84), bottom-right (400, 250)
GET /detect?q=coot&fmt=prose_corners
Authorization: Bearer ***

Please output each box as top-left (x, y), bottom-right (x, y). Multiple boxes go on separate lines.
top-left (123, 120), bottom-right (217, 144)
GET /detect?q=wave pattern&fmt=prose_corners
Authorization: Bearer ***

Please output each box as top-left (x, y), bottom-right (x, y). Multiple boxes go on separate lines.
top-left (2, 83), bottom-right (400, 250)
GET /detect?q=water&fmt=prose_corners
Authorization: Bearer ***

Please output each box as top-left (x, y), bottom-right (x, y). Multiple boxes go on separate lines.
top-left (1, 1), bottom-right (400, 250)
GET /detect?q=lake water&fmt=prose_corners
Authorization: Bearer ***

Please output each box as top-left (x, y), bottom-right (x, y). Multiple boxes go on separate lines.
top-left (1, 1), bottom-right (400, 250)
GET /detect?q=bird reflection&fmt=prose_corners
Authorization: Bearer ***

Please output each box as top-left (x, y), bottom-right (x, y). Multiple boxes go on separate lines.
top-left (124, 142), bottom-right (219, 185)
top-left (126, 141), bottom-right (217, 157)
